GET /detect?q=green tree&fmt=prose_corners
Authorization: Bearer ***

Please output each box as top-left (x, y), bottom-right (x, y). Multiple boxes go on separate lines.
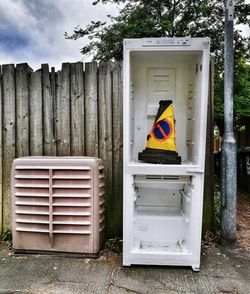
top-left (66, 0), bottom-right (250, 132)
top-left (215, 59), bottom-right (250, 133)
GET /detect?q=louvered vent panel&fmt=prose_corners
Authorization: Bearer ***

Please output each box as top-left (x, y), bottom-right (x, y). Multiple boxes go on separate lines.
top-left (98, 165), bottom-right (105, 233)
top-left (12, 157), bottom-right (105, 254)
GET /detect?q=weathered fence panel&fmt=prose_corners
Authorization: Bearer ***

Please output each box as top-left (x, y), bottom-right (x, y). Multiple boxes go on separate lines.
top-left (0, 61), bottom-right (123, 237)
top-left (2, 64), bottom-right (16, 230)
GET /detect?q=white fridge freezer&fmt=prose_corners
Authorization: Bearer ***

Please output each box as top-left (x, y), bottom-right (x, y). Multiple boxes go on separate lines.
top-left (123, 38), bottom-right (210, 271)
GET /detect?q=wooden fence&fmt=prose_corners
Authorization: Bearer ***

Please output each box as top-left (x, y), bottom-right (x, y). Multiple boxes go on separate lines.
top-left (0, 60), bottom-right (215, 239)
top-left (0, 62), bottom-right (123, 238)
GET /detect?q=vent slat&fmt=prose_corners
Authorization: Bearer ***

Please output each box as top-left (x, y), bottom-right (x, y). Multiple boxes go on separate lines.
top-left (52, 194), bottom-right (91, 198)
top-left (15, 165), bottom-right (91, 170)
top-left (99, 217), bottom-right (105, 223)
top-left (52, 175), bottom-right (91, 179)
top-left (15, 201), bottom-right (49, 206)
top-left (16, 219), bottom-right (49, 224)
top-left (15, 192), bottom-right (49, 197)
top-left (53, 230), bottom-right (91, 234)
top-left (16, 210), bottom-right (49, 215)
top-left (16, 227), bottom-right (49, 233)
top-left (99, 199), bottom-right (105, 206)
top-left (52, 185), bottom-right (91, 189)
top-left (52, 203), bottom-right (91, 207)
top-left (53, 212), bottom-right (91, 216)
top-left (15, 184), bottom-right (49, 188)
top-left (53, 221), bottom-right (91, 225)
top-left (15, 175), bottom-right (50, 179)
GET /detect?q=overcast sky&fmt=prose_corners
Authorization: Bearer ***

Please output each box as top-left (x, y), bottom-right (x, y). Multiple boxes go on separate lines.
top-left (0, 0), bottom-right (119, 70)
top-left (0, 0), bottom-right (249, 71)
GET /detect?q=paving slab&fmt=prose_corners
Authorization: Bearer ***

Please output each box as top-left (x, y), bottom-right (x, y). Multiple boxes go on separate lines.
top-left (0, 245), bottom-right (249, 294)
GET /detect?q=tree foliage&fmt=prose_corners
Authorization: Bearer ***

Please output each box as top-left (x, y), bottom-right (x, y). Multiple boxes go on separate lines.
top-left (66, 0), bottom-right (250, 132)
top-left (215, 59), bottom-right (250, 133)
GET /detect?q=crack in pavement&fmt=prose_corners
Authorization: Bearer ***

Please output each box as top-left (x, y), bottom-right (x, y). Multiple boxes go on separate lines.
top-left (109, 284), bottom-right (144, 294)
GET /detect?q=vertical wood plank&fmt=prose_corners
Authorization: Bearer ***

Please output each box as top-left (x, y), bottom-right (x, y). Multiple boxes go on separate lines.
top-left (0, 67), bottom-right (3, 234)
top-left (16, 63), bottom-right (30, 157)
top-left (203, 57), bottom-right (215, 234)
top-left (30, 69), bottom-right (43, 155)
top-left (85, 62), bottom-right (98, 157)
top-left (98, 62), bottom-right (114, 237)
top-left (112, 63), bottom-right (123, 237)
top-left (2, 64), bottom-right (15, 231)
top-left (51, 67), bottom-right (57, 154)
top-left (56, 63), bottom-right (71, 156)
top-left (70, 62), bottom-right (84, 155)
top-left (55, 70), bottom-right (62, 155)
top-left (42, 64), bottom-right (56, 155)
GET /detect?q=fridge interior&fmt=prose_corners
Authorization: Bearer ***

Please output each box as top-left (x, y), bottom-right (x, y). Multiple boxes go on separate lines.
top-left (132, 175), bottom-right (193, 254)
top-left (129, 50), bottom-right (204, 165)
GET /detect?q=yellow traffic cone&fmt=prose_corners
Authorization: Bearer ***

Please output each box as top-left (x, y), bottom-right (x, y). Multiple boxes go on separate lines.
top-left (138, 100), bottom-right (181, 164)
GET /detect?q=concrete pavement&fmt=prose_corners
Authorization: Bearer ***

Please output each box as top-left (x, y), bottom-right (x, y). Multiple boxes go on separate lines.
top-left (0, 244), bottom-right (249, 294)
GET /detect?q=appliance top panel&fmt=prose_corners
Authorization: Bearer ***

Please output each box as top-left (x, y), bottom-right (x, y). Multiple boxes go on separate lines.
top-left (124, 37), bottom-right (210, 51)
top-left (13, 157), bottom-right (103, 169)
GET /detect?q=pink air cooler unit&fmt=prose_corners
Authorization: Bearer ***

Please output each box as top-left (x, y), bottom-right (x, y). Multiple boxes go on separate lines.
top-left (12, 157), bottom-right (105, 254)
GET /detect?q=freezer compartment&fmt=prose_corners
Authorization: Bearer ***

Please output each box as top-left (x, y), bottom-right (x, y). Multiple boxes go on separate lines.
top-left (132, 175), bottom-right (193, 254)
top-left (128, 50), bottom-right (207, 166)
